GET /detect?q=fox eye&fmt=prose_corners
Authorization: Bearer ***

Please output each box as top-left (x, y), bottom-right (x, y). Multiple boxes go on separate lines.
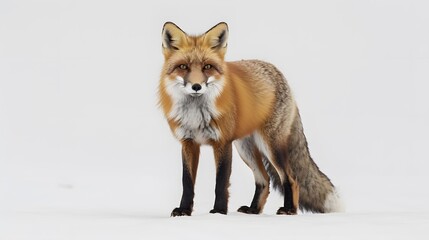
top-left (203, 64), bottom-right (212, 70)
top-left (178, 64), bottom-right (188, 70)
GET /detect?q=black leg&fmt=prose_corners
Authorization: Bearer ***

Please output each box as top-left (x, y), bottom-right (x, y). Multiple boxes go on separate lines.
top-left (235, 136), bottom-right (270, 214)
top-left (238, 183), bottom-right (265, 214)
top-left (171, 140), bottom-right (200, 217)
top-left (273, 148), bottom-right (298, 215)
top-left (210, 143), bottom-right (232, 214)
top-left (276, 176), bottom-right (297, 215)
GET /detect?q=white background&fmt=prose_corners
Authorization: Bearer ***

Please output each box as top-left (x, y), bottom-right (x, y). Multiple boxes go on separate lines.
top-left (1, 0), bottom-right (428, 239)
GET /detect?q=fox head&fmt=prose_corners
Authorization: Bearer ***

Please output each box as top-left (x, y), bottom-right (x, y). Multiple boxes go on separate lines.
top-left (160, 22), bottom-right (228, 98)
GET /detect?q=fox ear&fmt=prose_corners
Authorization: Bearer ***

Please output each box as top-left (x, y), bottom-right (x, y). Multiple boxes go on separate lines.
top-left (162, 22), bottom-right (188, 52)
top-left (204, 22), bottom-right (229, 51)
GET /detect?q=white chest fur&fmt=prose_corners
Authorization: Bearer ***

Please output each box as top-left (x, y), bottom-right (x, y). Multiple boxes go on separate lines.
top-left (164, 77), bottom-right (224, 144)
top-left (170, 96), bottom-right (221, 144)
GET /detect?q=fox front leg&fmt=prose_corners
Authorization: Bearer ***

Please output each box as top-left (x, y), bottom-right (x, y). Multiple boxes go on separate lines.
top-left (209, 142), bottom-right (232, 214)
top-left (171, 140), bottom-right (200, 217)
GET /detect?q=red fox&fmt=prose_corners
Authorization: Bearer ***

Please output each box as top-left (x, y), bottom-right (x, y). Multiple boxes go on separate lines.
top-left (158, 22), bottom-right (342, 216)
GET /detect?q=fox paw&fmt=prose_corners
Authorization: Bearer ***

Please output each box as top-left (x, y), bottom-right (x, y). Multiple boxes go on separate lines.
top-left (276, 207), bottom-right (297, 215)
top-left (209, 208), bottom-right (227, 215)
top-left (237, 206), bottom-right (260, 214)
top-left (171, 207), bottom-right (192, 217)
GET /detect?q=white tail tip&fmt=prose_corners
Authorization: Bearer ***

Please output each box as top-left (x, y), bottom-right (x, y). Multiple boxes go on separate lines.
top-left (324, 188), bottom-right (345, 213)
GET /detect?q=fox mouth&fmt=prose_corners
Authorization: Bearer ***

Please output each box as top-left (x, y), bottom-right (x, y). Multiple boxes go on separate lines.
top-left (190, 93), bottom-right (203, 97)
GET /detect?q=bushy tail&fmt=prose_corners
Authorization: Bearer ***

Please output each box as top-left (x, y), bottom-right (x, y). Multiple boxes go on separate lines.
top-left (265, 112), bottom-right (344, 213)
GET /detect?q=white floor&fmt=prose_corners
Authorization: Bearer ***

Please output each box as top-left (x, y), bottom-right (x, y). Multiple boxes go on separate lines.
top-left (1, 210), bottom-right (428, 240)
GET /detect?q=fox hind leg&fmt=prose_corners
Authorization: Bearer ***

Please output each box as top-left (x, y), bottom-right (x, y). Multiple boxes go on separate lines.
top-left (272, 146), bottom-right (299, 215)
top-left (254, 132), bottom-right (299, 215)
top-left (234, 136), bottom-right (270, 214)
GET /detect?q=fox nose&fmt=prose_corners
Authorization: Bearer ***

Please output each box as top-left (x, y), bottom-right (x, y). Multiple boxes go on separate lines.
top-left (191, 83), bottom-right (202, 92)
